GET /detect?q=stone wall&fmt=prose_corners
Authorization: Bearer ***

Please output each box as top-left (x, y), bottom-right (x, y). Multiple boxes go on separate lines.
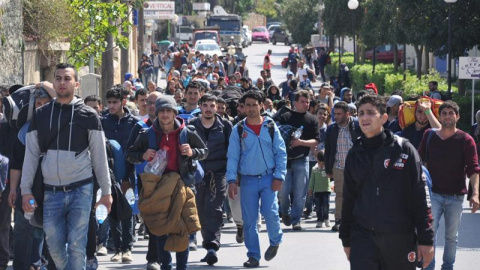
top-left (0, 0), bottom-right (23, 85)
top-left (243, 13), bottom-right (266, 30)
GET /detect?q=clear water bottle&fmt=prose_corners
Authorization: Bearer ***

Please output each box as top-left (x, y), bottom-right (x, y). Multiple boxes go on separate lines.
top-left (24, 199), bottom-right (36, 220)
top-left (125, 188), bottom-right (135, 205)
top-left (96, 189), bottom-right (102, 203)
top-left (96, 204), bottom-right (108, 224)
top-left (292, 126), bottom-right (304, 139)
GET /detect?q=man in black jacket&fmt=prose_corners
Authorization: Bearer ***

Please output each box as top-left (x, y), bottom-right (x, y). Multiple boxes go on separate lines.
top-left (340, 94), bottom-right (434, 270)
top-left (324, 101), bottom-right (361, 231)
top-left (189, 94), bottom-right (232, 265)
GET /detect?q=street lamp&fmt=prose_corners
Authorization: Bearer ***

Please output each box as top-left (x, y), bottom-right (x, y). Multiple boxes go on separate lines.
top-left (348, 0), bottom-right (359, 65)
top-left (445, 0), bottom-right (457, 93)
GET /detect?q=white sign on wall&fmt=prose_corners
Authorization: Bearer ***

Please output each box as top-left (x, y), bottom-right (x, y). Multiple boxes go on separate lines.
top-left (459, 57), bottom-right (480, 79)
top-left (193, 3), bottom-right (210, 11)
top-left (144, 1), bottom-right (175, 20)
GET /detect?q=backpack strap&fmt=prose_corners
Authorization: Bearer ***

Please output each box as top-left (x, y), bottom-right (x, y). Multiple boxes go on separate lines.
top-left (147, 127), bottom-right (158, 150)
top-left (137, 120), bottom-right (148, 129)
top-left (424, 128), bottom-right (438, 165)
top-left (180, 126), bottom-right (189, 145)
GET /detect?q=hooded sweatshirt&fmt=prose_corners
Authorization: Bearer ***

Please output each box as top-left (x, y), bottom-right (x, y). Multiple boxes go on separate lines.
top-left (21, 97), bottom-right (111, 196)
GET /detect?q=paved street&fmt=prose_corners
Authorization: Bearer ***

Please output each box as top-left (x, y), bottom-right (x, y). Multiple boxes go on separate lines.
top-left (7, 42), bottom-right (480, 270)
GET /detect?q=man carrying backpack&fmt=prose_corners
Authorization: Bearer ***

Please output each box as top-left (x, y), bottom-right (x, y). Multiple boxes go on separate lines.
top-left (189, 94), bottom-right (232, 266)
top-left (227, 90), bottom-right (286, 268)
top-left (340, 94), bottom-right (434, 270)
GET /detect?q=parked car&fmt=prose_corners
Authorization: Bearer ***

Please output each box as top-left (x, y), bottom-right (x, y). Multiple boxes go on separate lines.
top-left (252, 26), bottom-right (270, 43)
top-left (365, 44), bottom-right (404, 64)
top-left (271, 26), bottom-right (292, 46)
top-left (268, 24), bottom-right (281, 40)
top-left (194, 39), bottom-right (223, 57)
top-left (242, 26), bottom-right (252, 46)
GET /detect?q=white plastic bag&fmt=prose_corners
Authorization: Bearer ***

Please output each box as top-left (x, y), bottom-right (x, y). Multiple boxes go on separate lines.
top-left (144, 148), bottom-right (168, 176)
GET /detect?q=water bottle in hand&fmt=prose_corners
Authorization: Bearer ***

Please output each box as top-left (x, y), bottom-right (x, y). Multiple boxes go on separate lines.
top-left (292, 126), bottom-right (304, 139)
top-left (96, 204), bottom-right (108, 224)
top-left (24, 199), bottom-right (36, 220)
top-left (125, 188), bottom-right (135, 205)
top-left (96, 189), bottom-right (102, 203)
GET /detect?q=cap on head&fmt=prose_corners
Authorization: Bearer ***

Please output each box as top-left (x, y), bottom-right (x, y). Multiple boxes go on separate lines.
top-left (387, 95), bottom-right (403, 107)
top-left (155, 95), bottom-right (178, 115)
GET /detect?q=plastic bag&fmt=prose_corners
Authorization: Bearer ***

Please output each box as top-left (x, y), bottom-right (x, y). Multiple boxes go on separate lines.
top-left (144, 148), bottom-right (168, 176)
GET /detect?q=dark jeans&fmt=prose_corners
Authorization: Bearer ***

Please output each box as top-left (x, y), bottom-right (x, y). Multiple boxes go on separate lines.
top-left (146, 225), bottom-right (159, 263)
top-left (195, 172), bottom-right (227, 251)
top-left (314, 192), bottom-right (330, 222)
top-left (0, 185), bottom-right (12, 268)
top-left (319, 66), bottom-right (326, 82)
top-left (156, 235), bottom-right (189, 270)
top-left (13, 209), bottom-right (45, 269)
top-left (86, 208), bottom-right (97, 258)
top-left (110, 215), bottom-right (134, 252)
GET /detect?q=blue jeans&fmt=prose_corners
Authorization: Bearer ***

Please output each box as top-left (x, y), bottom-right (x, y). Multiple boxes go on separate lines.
top-left (97, 215), bottom-right (110, 246)
top-left (240, 174), bottom-right (283, 261)
top-left (278, 157), bottom-right (309, 225)
top-left (43, 182), bottom-right (93, 270)
top-left (314, 192), bottom-right (330, 222)
top-left (156, 234), bottom-right (189, 270)
top-left (153, 67), bottom-right (160, 84)
top-left (13, 210), bottom-right (44, 269)
top-left (424, 192), bottom-right (464, 270)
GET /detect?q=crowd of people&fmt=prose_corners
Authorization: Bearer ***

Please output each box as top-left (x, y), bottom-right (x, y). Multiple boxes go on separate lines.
top-left (0, 43), bottom-right (479, 270)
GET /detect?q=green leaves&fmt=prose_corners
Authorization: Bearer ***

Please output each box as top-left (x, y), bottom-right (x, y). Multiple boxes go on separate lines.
top-left (281, 0), bottom-right (318, 46)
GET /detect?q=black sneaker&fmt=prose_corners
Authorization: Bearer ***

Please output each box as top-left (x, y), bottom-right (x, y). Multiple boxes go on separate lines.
top-left (243, 257), bottom-right (259, 268)
top-left (264, 245), bottom-right (279, 261)
top-left (282, 215), bottom-right (292, 226)
top-left (205, 250), bottom-right (218, 266)
top-left (331, 220), bottom-right (340, 232)
top-left (236, 225), bottom-right (244, 243)
top-left (292, 223), bottom-right (302, 231)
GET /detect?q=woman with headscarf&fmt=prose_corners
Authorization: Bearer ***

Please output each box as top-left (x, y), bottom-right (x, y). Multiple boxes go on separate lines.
top-left (266, 85), bottom-right (281, 101)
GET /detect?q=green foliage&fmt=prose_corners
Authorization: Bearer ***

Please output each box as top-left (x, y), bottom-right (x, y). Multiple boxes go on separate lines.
top-left (255, 0), bottom-right (278, 18)
top-left (67, 0), bottom-right (132, 68)
top-left (281, 0), bottom-right (318, 46)
top-left (452, 94), bottom-right (480, 132)
top-left (325, 53), bottom-right (354, 78)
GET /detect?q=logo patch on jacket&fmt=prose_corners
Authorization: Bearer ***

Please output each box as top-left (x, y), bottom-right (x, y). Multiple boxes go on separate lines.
top-left (407, 251), bottom-right (416, 262)
top-left (393, 153), bottom-right (409, 170)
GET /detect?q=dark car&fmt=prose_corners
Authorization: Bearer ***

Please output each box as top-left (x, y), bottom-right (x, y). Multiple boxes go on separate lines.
top-left (271, 26), bottom-right (293, 46)
top-left (365, 44), bottom-right (404, 64)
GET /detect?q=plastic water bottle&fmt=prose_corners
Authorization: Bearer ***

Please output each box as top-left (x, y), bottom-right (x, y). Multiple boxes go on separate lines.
top-left (292, 126), bottom-right (304, 139)
top-left (125, 188), bottom-right (135, 205)
top-left (96, 189), bottom-right (102, 203)
top-left (24, 199), bottom-right (36, 220)
top-left (96, 204), bottom-right (108, 224)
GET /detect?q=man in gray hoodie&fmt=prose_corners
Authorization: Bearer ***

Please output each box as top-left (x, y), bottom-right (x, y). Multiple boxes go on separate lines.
top-left (21, 63), bottom-right (112, 270)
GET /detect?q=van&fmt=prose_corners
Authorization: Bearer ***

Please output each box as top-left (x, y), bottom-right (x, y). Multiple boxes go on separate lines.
top-left (365, 44), bottom-right (404, 64)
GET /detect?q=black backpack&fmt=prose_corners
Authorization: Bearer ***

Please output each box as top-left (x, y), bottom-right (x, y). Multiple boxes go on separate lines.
top-left (2, 85), bottom-right (38, 129)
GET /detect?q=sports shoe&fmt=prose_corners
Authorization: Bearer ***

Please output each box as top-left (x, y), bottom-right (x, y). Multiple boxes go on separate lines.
top-left (96, 244), bottom-right (108, 256)
top-left (264, 245), bottom-right (279, 261)
top-left (325, 220), bottom-right (331, 227)
top-left (282, 215), bottom-right (292, 226)
top-left (292, 223), bottom-right (302, 231)
top-left (144, 232), bottom-right (150, 240)
top-left (146, 262), bottom-right (160, 270)
top-left (205, 250), bottom-right (218, 266)
top-left (110, 252), bottom-right (122, 262)
top-left (122, 250), bottom-right (133, 263)
top-left (331, 220), bottom-right (340, 232)
top-left (138, 223), bottom-right (145, 235)
top-left (86, 256), bottom-right (98, 270)
top-left (236, 225), bottom-right (244, 243)
top-left (316, 222), bottom-right (323, 228)
top-left (189, 241), bottom-right (198, 251)
top-left (243, 257), bottom-right (259, 268)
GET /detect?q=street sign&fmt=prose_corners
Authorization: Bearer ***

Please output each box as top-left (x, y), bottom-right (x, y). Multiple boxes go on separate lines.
top-left (193, 3), bottom-right (210, 11)
top-left (459, 57), bottom-right (480, 79)
top-left (143, 1), bottom-right (175, 20)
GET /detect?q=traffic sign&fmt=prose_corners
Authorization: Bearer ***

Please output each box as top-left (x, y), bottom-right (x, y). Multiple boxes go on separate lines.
top-left (459, 57), bottom-right (480, 79)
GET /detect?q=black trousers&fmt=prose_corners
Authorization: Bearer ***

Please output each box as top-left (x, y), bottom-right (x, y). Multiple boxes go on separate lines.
top-left (350, 224), bottom-right (417, 270)
top-left (195, 172), bottom-right (227, 251)
top-left (0, 185), bottom-right (12, 267)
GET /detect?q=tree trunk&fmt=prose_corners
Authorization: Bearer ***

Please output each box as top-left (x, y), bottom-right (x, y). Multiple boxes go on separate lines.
top-left (138, 7), bottom-right (145, 77)
top-left (424, 46), bottom-right (430, 72)
top-left (101, 0), bottom-right (114, 99)
top-left (414, 45), bottom-right (423, 79)
top-left (458, 79), bottom-right (465, 96)
top-left (393, 44), bottom-right (398, 72)
top-left (120, 6), bottom-right (130, 81)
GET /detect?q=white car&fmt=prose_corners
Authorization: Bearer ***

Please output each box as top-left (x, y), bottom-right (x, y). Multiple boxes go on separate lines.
top-left (194, 40), bottom-right (223, 57)
top-left (242, 26), bottom-right (252, 46)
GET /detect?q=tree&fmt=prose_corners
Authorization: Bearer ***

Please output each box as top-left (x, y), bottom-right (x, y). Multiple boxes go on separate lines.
top-left (281, 0), bottom-right (318, 46)
top-left (256, 0), bottom-right (278, 18)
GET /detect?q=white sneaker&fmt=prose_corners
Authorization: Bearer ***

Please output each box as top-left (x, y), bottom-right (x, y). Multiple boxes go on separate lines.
top-left (316, 222), bottom-right (323, 228)
top-left (325, 220), bottom-right (331, 227)
top-left (96, 244), bottom-right (108, 256)
top-left (110, 252), bottom-right (122, 262)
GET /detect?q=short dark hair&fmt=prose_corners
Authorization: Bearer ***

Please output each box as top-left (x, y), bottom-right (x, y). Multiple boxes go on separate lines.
top-left (55, 63), bottom-right (78, 81)
top-left (242, 90), bottom-right (265, 104)
top-left (186, 81), bottom-right (204, 93)
top-left (217, 97), bottom-right (226, 105)
top-left (333, 101), bottom-right (349, 113)
top-left (429, 81), bottom-right (438, 86)
top-left (289, 79), bottom-right (298, 89)
top-left (357, 94), bottom-right (387, 115)
top-left (106, 85), bottom-right (125, 100)
top-left (135, 88), bottom-right (148, 100)
top-left (240, 77), bottom-right (249, 82)
top-left (295, 89), bottom-right (310, 102)
top-left (316, 150), bottom-right (325, 162)
top-left (199, 94), bottom-right (217, 104)
top-left (438, 100), bottom-right (460, 116)
top-left (84, 95), bottom-right (102, 104)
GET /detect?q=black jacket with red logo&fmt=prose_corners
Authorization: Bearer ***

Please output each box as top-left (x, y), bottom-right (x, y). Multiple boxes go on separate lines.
top-left (339, 130), bottom-right (433, 247)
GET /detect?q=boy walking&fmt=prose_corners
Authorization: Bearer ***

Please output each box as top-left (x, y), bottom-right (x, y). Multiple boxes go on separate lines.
top-left (308, 151), bottom-right (331, 228)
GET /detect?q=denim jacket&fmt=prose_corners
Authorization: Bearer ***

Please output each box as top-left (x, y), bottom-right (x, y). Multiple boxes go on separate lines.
top-left (226, 116), bottom-right (287, 183)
